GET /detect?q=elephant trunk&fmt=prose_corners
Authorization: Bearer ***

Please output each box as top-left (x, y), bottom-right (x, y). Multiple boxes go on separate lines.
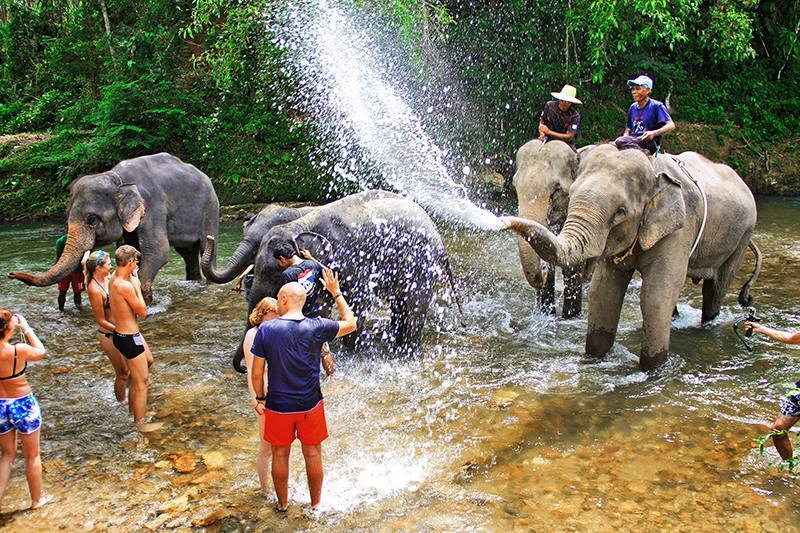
top-left (502, 205), bottom-right (603, 268)
top-left (201, 235), bottom-right (255, 284)
top-left (515, 199), bottom-right (549, 289)
top-left (8, 223), bottom-right (95, 286)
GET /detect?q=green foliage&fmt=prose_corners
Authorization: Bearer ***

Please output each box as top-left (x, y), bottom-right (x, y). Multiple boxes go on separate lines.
top-left (1, 0), bottom-right (799, 219)
top-left (756, 429), bottom-right (800, 476)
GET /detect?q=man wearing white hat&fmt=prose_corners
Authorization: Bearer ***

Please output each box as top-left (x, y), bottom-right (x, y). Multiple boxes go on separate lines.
top-left (538, 84), bottom-right (582, 151)
top-left (614, 74), bottom-right (675, 155)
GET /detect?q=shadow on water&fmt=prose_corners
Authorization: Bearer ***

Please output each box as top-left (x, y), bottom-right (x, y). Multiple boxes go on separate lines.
top-left (0, 198), bottom-right (797, 529)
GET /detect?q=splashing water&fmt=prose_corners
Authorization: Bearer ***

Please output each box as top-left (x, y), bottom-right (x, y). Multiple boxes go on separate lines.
top-left (278, 0), bottom-right (504, 231)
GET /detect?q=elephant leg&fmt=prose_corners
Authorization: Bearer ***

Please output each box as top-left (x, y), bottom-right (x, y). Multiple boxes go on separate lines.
top-left (639, 257), bottom-right (688, 370)
top-left (562, 265), bottom-right (582, 319)
top-left (586, 260), bottom-right (633, 358)
top-left (175, 242), bottom-right (202, 281)
top-left (536, 270), bottom-right (556, 315)
top-left (390, 289), bottom-right (431, 353)
top-left (137, 231), bottom-right (171, 305)
top-left (701, 236), bottom-right (750, 323)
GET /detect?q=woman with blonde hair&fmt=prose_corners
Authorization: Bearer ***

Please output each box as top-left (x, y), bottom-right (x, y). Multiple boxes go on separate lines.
top-left (83, 250), bottom-right (129, 402)
top-left (0, 309), bottom-right (49, 509)
top-left (243, 297), bottom-right (279, 492)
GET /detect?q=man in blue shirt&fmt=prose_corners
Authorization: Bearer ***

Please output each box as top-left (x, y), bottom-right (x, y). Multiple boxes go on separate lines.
top-left (614, 75), bottom-right (676, 155)
top-left (251, 269), bottom-right (357, 512)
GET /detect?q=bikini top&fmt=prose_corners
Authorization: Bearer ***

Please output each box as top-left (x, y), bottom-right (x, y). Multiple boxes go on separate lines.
top-left (94, 278), bottom-right (111, 310)
top-left (0, 345), bottom-right (27, 381)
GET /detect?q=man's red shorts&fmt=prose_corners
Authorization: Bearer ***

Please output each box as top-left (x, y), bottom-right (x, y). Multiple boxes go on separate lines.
top-left (263, 400), bottom-right (328, 447)
top-left (58, 271), bottom-right (85, 293)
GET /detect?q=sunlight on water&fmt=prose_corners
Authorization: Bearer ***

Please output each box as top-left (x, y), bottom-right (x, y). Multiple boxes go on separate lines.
top-left (278, 0), bottom-right (503, 231)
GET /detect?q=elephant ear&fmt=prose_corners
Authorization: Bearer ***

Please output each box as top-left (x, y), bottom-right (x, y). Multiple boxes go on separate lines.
top-left (639, 172), bottom-right (686, 251)
top-left (294, 231), bottom-right (334, 268)
top-left (115, 184), bottom-right (145, 232)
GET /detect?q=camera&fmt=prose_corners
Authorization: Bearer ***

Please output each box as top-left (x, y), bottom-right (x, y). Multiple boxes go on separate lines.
top-left (744, 307), bottom-right (761, 337)
top-left (733, 307), bottom-right (761, 351)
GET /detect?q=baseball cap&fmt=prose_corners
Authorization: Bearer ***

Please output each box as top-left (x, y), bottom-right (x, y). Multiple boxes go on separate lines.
top-left (626, 75), bottom-right (653, 89)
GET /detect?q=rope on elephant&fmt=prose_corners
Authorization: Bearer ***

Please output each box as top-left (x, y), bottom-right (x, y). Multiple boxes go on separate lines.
top-left (670, 156), bottom-right (708, 259)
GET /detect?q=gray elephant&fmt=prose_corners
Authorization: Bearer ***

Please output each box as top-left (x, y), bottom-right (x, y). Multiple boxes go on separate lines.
top-left (503, 145), bottom-right (760, 370)
top-left (513, 139), bottom-right (582, 318)
top-left (9, 153), bottom-right (219, 303)
top-left (204, 190), bottom-right (456, 372)
top-left (202, 204), bottom-right (316, 285)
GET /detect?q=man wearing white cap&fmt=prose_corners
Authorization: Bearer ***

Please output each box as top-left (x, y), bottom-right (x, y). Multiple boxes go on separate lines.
top-left (614, 74), bottom-right (675, 155)
top-left (538, 84), bottom-right (582, 151)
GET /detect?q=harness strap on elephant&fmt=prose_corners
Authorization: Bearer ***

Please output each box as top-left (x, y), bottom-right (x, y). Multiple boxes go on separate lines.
top-left (670, 156), bottom-right (708, 259)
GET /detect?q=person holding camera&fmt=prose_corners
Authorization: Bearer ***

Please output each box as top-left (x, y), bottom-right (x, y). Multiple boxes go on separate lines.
top-left (745, 321), bottom-right (800, 460)
top-left (0, 309), bottom-right (49, 510)
top-left (251, 268), bottom-right (356, 513)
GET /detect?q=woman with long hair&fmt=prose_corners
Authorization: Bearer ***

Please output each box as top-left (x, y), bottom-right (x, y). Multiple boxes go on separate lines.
top-left (243, 297), bottom-right (279, 492)
top-left (0, 309), bottom-right (48, 509)
top-left (84, 250), bottom-right (129, 402)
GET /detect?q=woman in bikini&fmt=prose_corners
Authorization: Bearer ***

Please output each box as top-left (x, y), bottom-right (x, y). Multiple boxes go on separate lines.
top-left (84, 250), bottom-right (129, 402)
top-left (0, 310), bottom-right (49, 510)
top-left (243, 297), bottom-right (279, 492)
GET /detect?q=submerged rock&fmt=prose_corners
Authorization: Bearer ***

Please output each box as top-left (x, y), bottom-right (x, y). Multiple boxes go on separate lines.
top-left (171, 454), bottom-right (197, 473)
top-left (201, 451), bottom-right (225, 470)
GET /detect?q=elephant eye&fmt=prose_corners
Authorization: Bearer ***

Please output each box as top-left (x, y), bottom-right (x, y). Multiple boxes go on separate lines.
top-left (553, 184), bottom-right (561, 193)
top-left (615, 207), bottom-right (627, 219)
top-left (86, 214), bottom-right (100, 227)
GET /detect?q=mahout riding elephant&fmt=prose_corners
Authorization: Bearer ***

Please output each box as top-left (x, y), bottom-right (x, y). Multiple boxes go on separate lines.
top-left (9, 153), bottom-right (219, 304)
top-left (503, 145), bottom-right (760, 370)
top-left (205, 190), bottom-right (457, 372)
top-left (513, 139), bottom-right (582, 318)
top-left (202, 204), bottom-right (316, 284)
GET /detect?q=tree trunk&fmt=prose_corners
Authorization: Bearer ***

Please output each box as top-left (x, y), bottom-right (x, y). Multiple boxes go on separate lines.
top-left (99, 0), bottom-right (116, 63)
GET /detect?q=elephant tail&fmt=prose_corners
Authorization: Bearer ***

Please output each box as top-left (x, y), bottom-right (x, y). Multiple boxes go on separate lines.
top-left (738, 239), bottom-right (761, 308)
top-left (442, 253), bottom-right (464, 317)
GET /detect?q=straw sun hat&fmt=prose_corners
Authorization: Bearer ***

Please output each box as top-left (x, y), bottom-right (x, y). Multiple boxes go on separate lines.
top-left (550, 84), bottom-right (582, 104)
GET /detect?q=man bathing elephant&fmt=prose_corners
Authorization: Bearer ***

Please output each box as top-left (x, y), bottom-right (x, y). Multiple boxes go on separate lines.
top-left (202, 190), bottom-right (458, 371)
top-left (503, 144), bottom-right (760, 370)
top-left (8, 153), bottom-right (220, 304)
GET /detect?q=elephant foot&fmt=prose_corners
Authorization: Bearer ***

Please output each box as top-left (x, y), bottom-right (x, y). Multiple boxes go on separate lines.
top-left (639, 350), bottom-right (668, 371)
top-left (586, 329), bottom-right (615, 358)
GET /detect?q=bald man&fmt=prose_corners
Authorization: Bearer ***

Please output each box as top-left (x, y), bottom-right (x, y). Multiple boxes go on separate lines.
top-left (251, 269), bottom-right (356, 512)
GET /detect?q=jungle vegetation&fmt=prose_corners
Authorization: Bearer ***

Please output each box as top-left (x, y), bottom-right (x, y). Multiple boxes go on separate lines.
top-left (0, 0), bottom-right (798, 219)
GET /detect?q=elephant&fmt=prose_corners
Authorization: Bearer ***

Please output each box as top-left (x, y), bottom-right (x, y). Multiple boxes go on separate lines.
top-left (9, 153), bottom-right (219, 304)
top-left (203, 190), bottom-right (457, 372)
top-left (512, 139), bottom-right (582, 318)
top-left (202, 204), bottom-right (316, 285)
top-left (503, 144), bottom-right (760, 370)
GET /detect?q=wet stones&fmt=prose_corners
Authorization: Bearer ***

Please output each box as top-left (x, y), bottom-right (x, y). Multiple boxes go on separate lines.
top-left (170, 453), bottom-right (197, 473)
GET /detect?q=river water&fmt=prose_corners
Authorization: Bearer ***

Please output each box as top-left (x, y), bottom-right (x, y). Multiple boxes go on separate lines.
top-left (0, 197), bottom-right (798, 530)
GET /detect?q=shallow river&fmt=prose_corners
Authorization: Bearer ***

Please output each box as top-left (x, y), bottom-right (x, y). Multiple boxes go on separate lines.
top-left (0, 197), bottom-right (798, 531)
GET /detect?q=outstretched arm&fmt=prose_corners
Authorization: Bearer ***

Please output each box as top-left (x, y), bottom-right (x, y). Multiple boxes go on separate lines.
top-left (322, 268), bottom-right (357, 337)
top-left (746, 322), bottom-right (800, 345)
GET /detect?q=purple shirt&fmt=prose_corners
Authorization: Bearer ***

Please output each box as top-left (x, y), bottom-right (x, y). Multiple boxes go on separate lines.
top-left (626, 98), bottom-right (672, 145)
top-left (252, 317), bottom-right (340, 413)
